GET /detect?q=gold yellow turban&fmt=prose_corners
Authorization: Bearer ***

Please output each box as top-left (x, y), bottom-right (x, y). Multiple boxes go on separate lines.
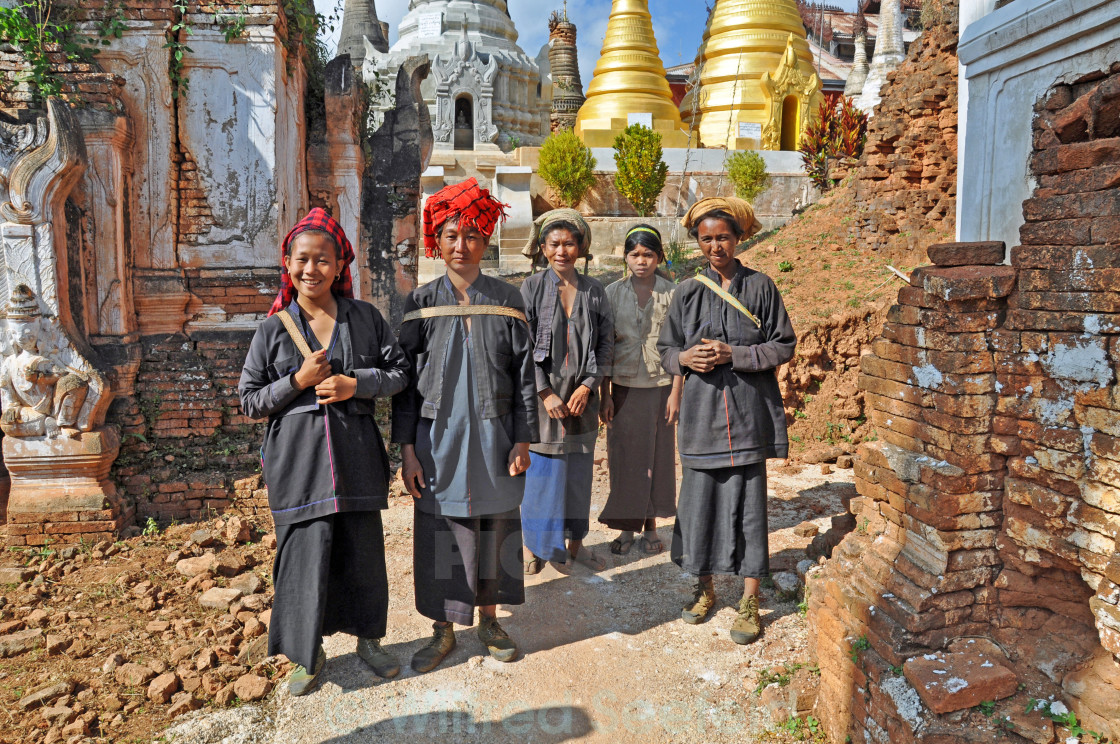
top-left (680, 197), bottom-right (763, 239)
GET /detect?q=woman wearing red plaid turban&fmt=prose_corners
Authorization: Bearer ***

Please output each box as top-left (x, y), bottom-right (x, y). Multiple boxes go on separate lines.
top-left (392, 179), bottom-right (539, 672)
top-left (239, 208), bottom-right (410, 695)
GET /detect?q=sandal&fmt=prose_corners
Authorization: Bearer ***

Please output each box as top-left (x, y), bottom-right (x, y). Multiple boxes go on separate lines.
top-left (638, 534), bottom-right (664, 555)
top-left (572, 547), bottom-right (606, 571)
top-left (523, 553), bottom-right (545, 575)
top-left (610, 535), bottom-right (634, 555)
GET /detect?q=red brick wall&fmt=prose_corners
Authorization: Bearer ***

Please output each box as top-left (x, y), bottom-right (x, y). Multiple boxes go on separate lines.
top-left (807, 65), bottom-right (1120, 743)
top-left (850, 4), bottom-right (959, 253)
top-left (112, 331), bottom-right (264, 523)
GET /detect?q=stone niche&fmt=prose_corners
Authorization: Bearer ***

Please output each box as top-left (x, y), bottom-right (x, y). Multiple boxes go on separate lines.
top-left (0, 100), bottom-right (130, 545)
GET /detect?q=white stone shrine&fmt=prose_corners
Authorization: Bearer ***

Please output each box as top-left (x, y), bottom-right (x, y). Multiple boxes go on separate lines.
top-left (364, 0), bottom-right (549, 152)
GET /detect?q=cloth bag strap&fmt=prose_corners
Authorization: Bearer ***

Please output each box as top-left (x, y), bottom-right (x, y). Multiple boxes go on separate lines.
top-left (694, 275), bottom-right (762, 329)
top-left (276, 308), bottom-right (314, 359)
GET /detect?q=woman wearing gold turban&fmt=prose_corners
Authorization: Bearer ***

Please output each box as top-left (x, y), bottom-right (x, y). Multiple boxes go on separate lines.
top-left (657, 197), bottom-right (796, 645)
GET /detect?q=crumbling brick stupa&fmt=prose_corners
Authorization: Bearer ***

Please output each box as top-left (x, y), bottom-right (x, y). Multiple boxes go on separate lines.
top-left (805, 0), bottom-right (1120, 739)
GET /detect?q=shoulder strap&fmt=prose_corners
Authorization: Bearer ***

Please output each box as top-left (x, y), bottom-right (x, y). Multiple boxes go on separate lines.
top-left (401, 305), bottom-right (528, 324)
top-left (694, 275), bottom-right (762, 329)
top-left (276, 308), bottom-right (314, 359)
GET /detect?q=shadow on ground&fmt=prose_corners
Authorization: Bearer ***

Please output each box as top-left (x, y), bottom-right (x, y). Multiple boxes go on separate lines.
top-left (316, 707), bottom-right (594, 743)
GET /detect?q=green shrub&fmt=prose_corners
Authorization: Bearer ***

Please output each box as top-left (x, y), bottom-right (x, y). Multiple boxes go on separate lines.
top-left (613, 124), bottom-right (668, 217)
top-left (725, 150), bottom-right (771, 202)
top-left (537, 130), bottom-right (597, 208)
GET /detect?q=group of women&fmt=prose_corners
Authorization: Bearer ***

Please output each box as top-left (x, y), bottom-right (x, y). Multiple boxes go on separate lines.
top-left (238, 181), bottom-right (796, 696)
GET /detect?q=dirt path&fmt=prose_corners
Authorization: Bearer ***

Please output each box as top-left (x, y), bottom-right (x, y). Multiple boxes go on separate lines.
top-left (160, 457), bottom-right (853, 744)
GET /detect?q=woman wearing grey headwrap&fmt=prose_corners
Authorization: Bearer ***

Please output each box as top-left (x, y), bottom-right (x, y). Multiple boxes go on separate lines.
top-left (519, 209), bottom-right (614, 574)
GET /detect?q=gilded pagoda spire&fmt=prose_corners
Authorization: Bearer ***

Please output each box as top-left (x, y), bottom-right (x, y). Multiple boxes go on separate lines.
top-left (681, 0), bottom-right (823, 151)
top-left (574, 0), bottom-right (691, 148)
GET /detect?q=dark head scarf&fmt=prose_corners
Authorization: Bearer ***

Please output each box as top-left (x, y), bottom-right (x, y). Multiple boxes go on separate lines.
top-left (522, 208), bottom-right (593, 264)
top-left (268, 208), bottom-right (355, 317)
top-left (422, 178), bottom-right (508, 258)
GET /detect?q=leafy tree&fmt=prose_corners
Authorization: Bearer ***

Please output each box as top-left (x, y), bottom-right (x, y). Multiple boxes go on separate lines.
top-left (537, 130), bottom-right (597, 208)
top-left (613, 124), bottom-right (668, 217)
top-left (725, 150), bottom-right (771, 202)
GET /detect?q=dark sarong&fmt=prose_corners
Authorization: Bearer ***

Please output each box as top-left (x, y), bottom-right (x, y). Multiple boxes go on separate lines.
top-left (413, 504), bottom-right (525, 625)
top-left (671, 462), bottom-right (770, 579)
top-left (599, 384), bottom-right (677, 531)
top-left (269, 511), bottom-right (388, 670)
top-left (521, 451), bottom-right (593, 562)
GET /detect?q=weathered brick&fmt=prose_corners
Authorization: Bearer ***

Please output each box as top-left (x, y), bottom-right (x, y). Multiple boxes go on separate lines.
top-left (926, 241), bottom-right (1006, 267)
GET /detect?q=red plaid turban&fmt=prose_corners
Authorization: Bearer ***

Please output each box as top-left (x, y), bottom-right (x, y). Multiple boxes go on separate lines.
top-left (422, 178), bottom-right (508, 258)
top-left (268, 208), bottom-right (356, 317)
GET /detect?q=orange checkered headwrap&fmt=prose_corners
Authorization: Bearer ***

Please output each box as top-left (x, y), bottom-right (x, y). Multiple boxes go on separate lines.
top-left (422, 178), bottom-right (508, 258)
top-left (268, 208), bottom-right (355, 317)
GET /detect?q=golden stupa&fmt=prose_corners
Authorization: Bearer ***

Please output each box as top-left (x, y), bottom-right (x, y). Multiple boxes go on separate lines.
top-left (574, 0), bottom-right (693, 148)
top-left (681, 0), bottom-right (824, 151)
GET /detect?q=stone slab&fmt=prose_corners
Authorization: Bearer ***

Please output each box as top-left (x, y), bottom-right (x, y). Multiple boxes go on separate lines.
top-left (926, 241), bottom-right (1006, 267)
top-left (903, 650), bottom-right (1018, 714)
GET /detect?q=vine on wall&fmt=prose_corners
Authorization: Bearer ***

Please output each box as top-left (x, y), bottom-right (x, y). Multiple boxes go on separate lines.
top-left (0, 0), bottom-right (124, 101)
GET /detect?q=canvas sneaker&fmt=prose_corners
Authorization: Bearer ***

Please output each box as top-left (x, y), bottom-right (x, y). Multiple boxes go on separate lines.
top-left (411, 622), bottom-right (456, 673)
top-left (288, 646), bottom-right (326, 697)
top-left (730, 594), bottom-right (762, 645)
top-left (357, 637), bottom-right (400, 678)
top-left (682, 580), bottom-right (717, 624)
top-left (476, 616), bottom-right (518, 662)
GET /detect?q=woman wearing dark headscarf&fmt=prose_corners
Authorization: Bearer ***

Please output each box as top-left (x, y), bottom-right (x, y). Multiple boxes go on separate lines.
top-left (598, 224), bottom-right (681, 555)
top-left (520, 209), bottom-right (614, 573)
top-left (393, 178), bottom-right (537, 672)
top-left (239, 208), bottom-right (410, 695)
top-left (658, 197), bottom-right (796, 645)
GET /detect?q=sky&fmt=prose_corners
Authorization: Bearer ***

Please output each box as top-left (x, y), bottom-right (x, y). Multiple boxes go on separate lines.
top-left (315, 0), bottom-right (861, 91)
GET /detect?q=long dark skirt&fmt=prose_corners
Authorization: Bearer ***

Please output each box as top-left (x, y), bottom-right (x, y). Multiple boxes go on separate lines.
top-left (599, 385), bottom-right (677, 531)
top-left (269, 511), bottom-right (388, 670)
top-left (671, 462), bottom-right (770, 578)
top-left (521, 451), bottom-right (593, 562)
top-left (413, 504), bottom-right (525, 625)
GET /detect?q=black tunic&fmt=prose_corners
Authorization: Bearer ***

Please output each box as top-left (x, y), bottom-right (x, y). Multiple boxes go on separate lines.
top-left (658, 265), bottom-right (796, 469)
top-left (238, 297), bottom-right (410, 524)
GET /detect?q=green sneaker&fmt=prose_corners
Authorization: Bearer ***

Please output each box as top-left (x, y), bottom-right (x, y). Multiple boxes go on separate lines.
top-left (476, 616), bottom-right (518, 663)
top-left (288, 646), bottom-right (326, 697)
top-left (682, 580), bottom-right (716, 624)
top-left (411, 622), bottom-right (456, 673)
top-left (357, 637), bottom-right (400, 679)
top-left (730, 594), bottom-right (762, 645)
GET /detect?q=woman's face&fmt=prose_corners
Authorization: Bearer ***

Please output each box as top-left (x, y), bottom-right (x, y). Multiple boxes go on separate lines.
top-left (625, 244), bottom-right (660, 280)
top-left (542, 228), bottom-right (581, 276)
top-left (438, 218), bottom-right (488, 270)
top-left (284, 232), bottom-right (340, 304)
top-left (696, 218), bottom-right (740, 273)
